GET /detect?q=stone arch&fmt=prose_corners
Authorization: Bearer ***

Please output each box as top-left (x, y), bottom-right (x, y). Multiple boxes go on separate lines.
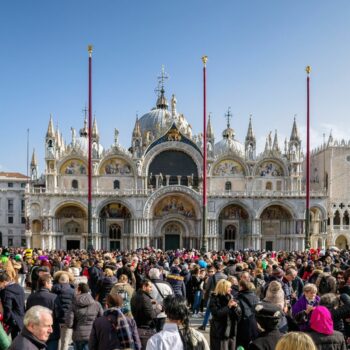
top-left (96, 198), bottom-right (134, 219)
top-left (310, 206), bottom-right (326, 236)
top-left (333, 210), bottom-right (341, 226)
top-left (344, 211), bottom-right (350, 226)
top-left (216, 200), bottom-right (254, 220)
top-left (55, 204), bottom-right (87, 235)
top-left (335, 234), bottom-right (348, 250)
top-left (256, 201), bottom-right (297, 220)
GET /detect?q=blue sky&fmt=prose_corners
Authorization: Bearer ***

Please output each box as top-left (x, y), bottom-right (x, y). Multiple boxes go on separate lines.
top-left (1, 1), bottom-right (350, 174)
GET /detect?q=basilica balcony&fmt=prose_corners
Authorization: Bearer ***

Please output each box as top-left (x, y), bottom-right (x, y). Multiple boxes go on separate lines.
top-left (208, 189), bottom-right (327, 198)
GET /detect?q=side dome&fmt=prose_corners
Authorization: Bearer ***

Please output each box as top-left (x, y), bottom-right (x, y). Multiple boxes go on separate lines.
top-left (214, 126), bottom-right (244, 157)
top-left (73, 137), bottom-right (104, 155)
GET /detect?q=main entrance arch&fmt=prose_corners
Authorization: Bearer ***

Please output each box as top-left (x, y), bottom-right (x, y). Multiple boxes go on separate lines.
top-left (218, 204), bottom-right (250, 250)
top-left (163, 221), bottom-right (182, 251)
top-left (260, 205), bottom-right (293, 251)
top-left (99, 202), bottom-right (131, 251)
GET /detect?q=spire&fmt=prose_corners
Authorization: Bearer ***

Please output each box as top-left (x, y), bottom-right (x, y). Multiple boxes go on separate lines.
top-left (155, 66), bottom-right (169, 110)
top-left (245, 115), bottom-right (255, 141)
top-left (55, 125), bottom-right (61, 148)
top-left (284, 137), bottom-right (288, 154)
top-left (46, 114), bottom-right (55, 138)
top-left (272, 130), bottom-right (279, 151)
top-left (206, 113), bottom-right (214, 138)
top-left (222, 107), bottom-right (235, 139)
top-left (30, 149), bottom-right (37, 167)
top-left (264, 137), bottom-right (269, 153)
top-left (328, 129), bottom-right (334, 146)
top-left (290, 115), bottom-right (300, 141)
top-left (132, 116), bottom-right (142, 137)
top-left (92, 117), bottom-right (99, 140)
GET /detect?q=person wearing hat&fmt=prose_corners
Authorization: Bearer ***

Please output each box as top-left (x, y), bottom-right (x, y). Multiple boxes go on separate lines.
top-left (248, 301), bottom-right (283, 350)
top-left (306, 306), bottom-right (346, 350)
top-left (166, 266), bottom-right (186, 298)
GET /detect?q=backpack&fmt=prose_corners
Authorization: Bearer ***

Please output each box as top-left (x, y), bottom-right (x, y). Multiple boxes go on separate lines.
top-left (114, 285), bottom-right (131, 314)
top-left (318, 275), bottom-right (331, 295)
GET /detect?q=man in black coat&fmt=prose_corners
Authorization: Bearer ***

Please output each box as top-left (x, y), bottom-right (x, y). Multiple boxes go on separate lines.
top-left (88, 259), bottom-right (103, 298)
top-left (130, 279), bottom-right (157, 329)
top-left (51, 273), bottom-right (75, 350)
top-left (26, 275), bottom-right (60, 350)
top-left (10, 305), bottom-right (53, 350)
top-left (0, 271), bottom-right (25, 339)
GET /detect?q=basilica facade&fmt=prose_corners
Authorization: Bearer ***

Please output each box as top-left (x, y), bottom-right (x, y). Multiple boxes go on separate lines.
top-left (26, 84), bottom-right (328, 252)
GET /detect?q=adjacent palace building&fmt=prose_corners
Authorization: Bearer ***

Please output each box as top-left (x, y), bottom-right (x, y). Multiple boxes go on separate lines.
top-left (22, 75), bottom-right (349, 251)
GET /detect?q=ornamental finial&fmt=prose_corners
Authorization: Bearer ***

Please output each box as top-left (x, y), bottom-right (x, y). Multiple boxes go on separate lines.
top-left (202, 56), bottom-right (208, 66)
top-left (88, 45), bottom-right (93, 57)
top-left (306, 65), bottom-right (311, 75)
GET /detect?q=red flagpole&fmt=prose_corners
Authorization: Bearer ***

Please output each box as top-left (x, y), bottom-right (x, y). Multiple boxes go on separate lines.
top-left (201, 56), bottom-right (208, 253)
top-left (88, 45), bottom-right (93, 250)
top-left (305, 66), bottom-right (311, 249)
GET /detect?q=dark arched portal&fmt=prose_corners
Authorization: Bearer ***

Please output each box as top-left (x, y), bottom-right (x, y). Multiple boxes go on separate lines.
top-left (148, 150), bottom-right (198, 188)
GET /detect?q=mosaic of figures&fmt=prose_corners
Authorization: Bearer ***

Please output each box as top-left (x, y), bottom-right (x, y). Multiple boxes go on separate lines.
top-left (61, 159), bottom-right (87, 175)
top-left (260, 205), bottom-right (292, 220)
top-left (220, 204), bottom-right (249, 220)
top-left (154, 196), bottom-right (195, 218)
top-left (213, 160), bottom-right (245, 176)
top-left (257, 161), bottom-right (283, 177)
top-left (100, 203), bottom-right (131, 219)
top-left (56, 206), bottom-right (86, 219)
top-left (100, 158), bottom-right (133, 176)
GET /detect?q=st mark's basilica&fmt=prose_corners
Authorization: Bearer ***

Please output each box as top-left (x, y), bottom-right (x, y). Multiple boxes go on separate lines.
top-left (25, 72), bottom-right (330, 252)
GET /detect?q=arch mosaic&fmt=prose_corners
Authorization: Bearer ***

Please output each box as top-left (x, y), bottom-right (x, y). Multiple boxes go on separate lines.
top-left (254, 160), bottom-right (286, 177)
top-left (60, 158), bottom-right (87, 175)
top-left (99, 203), bottom-right (131, 219)
top-left (260, 205), bottom-right (292, 220)
top-left (154, 195), bottom-right (196, 219)
top-left (212, 159), bottom-right (245, 176)
top-left (219, 204), bottom-right (249, 220)
top-left (99, 157), bottom-right (133, 176)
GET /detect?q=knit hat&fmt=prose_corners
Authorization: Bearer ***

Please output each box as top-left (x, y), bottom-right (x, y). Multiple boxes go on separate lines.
top-left (255, 301), bottom-right (282, 331)
top-left (264, 281), bottom-right (285, 311)
top-left (310, 306), bottom-right (334, 335)
top-left (271, 267), bottom-right (285, 278)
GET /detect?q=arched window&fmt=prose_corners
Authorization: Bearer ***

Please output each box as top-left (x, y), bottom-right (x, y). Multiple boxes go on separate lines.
top-left (225, 181), bottom-right (232, 191)
top-left (344, 211), bottom-right (350, 226)
top-left (266, 182), bottom-right (273, 190)
top-left (72, 180), bottom-right (78, 189)
top-left (224, 225), bottom-right (236, 240)
top-left (113, 180), bottom-right (120, 190)
top-left (333, 210), bottom-right (341, 226)
top-left (109, 224), bottom-right (121, 239)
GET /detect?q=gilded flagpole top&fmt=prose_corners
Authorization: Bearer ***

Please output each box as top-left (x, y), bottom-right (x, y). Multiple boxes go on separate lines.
top-left (202, 56), bottom-right (208, 67)
top-left (306, 65), bottom-right (311, 75)
top-left (88, 45), bottom-right (93, 57)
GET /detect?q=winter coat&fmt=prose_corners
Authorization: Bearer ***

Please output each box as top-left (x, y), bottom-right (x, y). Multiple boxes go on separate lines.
top-left (66, 293), bottom-right (103, 342)
top-left (96, 276), bottom-right (117, 306)
top-left (89, 308), bottom-right (141, 350)
top-left (149, 279), bottom-right (174, 319)
top-left (51, 283), bottom-right (75, 324)
top-left (236, 290), bottom-right (260, 349)
top-left (130, 290), bottom-right (157, 328)
top-left (292, 294), bottom-right (320, 331)
top-left (88, 266), bottom-right (103, 297)
top-left (209, 293), bottom-right (241, 350)
top-left (166, 274), bottom-right (186, 297)
top-left (26, 288), bottom-right (60, 341)
top-left (9, 327), bottom-right (46, 350)
top-left (0, 282), bottom-right (25, 332)
top-left (248, 329), bottom-right (283, 350)
top-left (307, 330), bottom-right (346, 350)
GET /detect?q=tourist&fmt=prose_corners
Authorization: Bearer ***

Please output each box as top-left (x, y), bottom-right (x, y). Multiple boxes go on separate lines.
top-left (275, 332), bottom-right (316, 350)
top-left (95, 268), bottom-right (117, 307)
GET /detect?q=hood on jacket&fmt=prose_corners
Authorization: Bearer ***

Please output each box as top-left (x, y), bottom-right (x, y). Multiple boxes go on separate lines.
top-left (74, 293), bottom-right (95, 307)
top-left (310, 306), bottom-right (334, 335)
top-left (52, 283), bottom-right (74, 294)
top-left (5, 282), bottom-right (24, 296)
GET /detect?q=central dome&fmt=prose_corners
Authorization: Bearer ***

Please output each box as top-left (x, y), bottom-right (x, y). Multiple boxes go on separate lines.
top-left (214, 126), bottom-right (244, 157)
top-left (139, 92), bottom-right (191, 138)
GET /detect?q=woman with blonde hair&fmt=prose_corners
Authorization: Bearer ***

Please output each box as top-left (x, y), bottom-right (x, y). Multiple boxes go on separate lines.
top-left (95, 268), bottom-right (117, 307)
top-left (209, 279), bottom-right (241, 350)
top-left (275, 332), bottom-right (316, 350)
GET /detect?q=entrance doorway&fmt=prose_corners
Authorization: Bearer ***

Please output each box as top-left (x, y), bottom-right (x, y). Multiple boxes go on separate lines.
top-left (110, 241), bottom-right (121, 250)
top-left (67, 240), bottom-right (80, 250)
top-left (165, 234), bottom-right (180, 251)
top-left (225, 241), bottom-right (235, 250)
top-left (265, 241), bottom-right (273, 251)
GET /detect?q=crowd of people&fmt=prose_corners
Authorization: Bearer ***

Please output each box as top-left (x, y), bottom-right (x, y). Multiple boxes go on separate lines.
top-left (0, 246), bottom-right (349, 349)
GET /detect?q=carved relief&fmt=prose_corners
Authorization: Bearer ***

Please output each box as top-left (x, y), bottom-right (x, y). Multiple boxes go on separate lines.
top-left (213, 160), bottom-right (244, 176)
